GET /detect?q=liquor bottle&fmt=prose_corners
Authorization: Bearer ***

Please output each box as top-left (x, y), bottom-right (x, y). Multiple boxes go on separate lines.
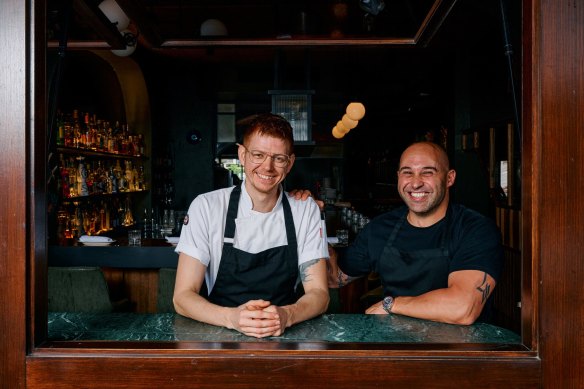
top-left (114, 160), bottom-right (125, 191)
top-left (96, 119), bottom-right (105, 152)
top-left (122, 197), bottom-right (134, 227)
top-left (63, 112), bottom-right (73, 147)
top-left (84, 112), bottom-right (96, 151)
top-left (72, 109), bottom-right (81, 148)
top-left (74, 206), bottom-right (84, 237)
top-left (137, 164), bottom-right (146, 190)
top-left (59, 155), bottom-right (70, 198)
top-left (56, 206), bottom-right (68, 244)
top-left (112, 121), bottom-right (121, 154)
top-left (94, 200), bottom-right (109, 232)
top-left (93, 161), bottom-right (106, 194)
top-left (168, 209), bottom-right (176, 233)
top-left (56, 110), bottom-right (65, 146)
top-left (131, 162), bottom-right (139, 191)
top-left (136, 134), bottom-right (145, 156)
top-left (106, 166), bottom-right (118, 194)
top-left (84, 161), bottom-right (94, 195)
top-left (105, 126), bottom-right (112, 153)
top-left (124, 160), bottom-right (134, 191)
top-left (120, 125), bottom-right (128, 155)
top-left (151, 208), bottom-right (159, 239)
top-left (143, 208), bottom-right (152, 239)
top-left (111, 198), bottom-right (121, 229)
top-left (77, 157), bottom-right (89, 196)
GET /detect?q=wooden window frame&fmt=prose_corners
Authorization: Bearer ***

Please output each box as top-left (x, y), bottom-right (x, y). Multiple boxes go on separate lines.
top-left (9, 0), bottom-right (581, 386)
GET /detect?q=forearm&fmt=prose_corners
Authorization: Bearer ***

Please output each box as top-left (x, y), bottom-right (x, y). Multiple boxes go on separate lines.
top-left (174, 289), bottom-right (235, 329)
top-left (328, 247), bottom-right (365, 288)
top-left (282, 287), bottom-right (330, 328)
top-left (392, 288), bottom-right (481, 325)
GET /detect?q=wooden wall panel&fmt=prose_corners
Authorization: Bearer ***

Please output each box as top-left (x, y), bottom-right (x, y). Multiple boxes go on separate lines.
top-left (0, 1), bottom-right (30, 388)
top-left (103, 268), bottom-right (159, 313)
top-left (27, 355), bottom-right (540, 389)
top-left (537, 0), bottom-right (584, 386)
top-left (491, 248), bottom-right (521, 333)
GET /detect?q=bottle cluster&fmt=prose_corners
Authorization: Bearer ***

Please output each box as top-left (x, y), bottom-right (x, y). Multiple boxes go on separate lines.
top-left (142, 208), bottom-right (186, 239)
top-left (56, 109), bottom-right (145, 156)
top-left (55, 197), bottom-right (136, 243)
top-left (58, 155), bottom-right (146, 199)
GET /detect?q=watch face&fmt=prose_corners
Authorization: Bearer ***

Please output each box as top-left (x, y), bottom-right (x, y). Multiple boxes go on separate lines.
top-left (382, 296), bottom-right (393, 313)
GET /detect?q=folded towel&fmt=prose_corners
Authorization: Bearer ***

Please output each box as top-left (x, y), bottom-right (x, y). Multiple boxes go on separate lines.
top-left (165, 237), bottom-right (180, 244)
top-left (79, 235), bottom-right (114, 243)
top-left (327, 237), bottom-right (339, 244)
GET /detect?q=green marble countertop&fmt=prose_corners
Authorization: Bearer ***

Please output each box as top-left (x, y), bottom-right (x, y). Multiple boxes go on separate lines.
top-left (48, 312), bottom-right (520, 344)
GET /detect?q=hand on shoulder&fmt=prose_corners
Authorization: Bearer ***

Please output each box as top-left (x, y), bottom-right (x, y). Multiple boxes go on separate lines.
top-left (288, 189), bottom-right (325, 211)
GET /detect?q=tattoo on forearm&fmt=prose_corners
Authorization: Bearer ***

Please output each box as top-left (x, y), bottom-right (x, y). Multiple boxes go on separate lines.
top-left (337, 269), bottom-right (359, 287)
top-left (299, 258), bottom-right (322, 282)
top-left (476, 272), bottom-right (491, 303)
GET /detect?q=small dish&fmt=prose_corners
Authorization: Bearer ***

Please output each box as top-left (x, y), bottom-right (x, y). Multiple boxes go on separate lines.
top-left (81, 241), bottom-right (116, 247)
top-left (165, 237), bottom-right (180, 247)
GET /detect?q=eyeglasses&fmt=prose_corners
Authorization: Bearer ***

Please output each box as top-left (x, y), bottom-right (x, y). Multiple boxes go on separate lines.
top-left (237, 143), bottom-right (291, 167)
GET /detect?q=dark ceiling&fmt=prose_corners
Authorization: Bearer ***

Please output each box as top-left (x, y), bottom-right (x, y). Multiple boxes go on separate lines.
top-left (45, 0), bottom-right (522, 76)
top-left (47, 0), bottom-right (521, 157)
top-left (47, 0), bottom-right (457, 52)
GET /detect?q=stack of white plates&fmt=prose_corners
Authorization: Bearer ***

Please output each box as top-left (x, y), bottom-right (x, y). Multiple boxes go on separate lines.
top-left (78, 235), bottom-right (115, 246)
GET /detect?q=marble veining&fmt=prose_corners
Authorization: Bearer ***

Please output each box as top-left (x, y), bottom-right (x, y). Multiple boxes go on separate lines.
top-left (48, 313), bottom-right (520, 343)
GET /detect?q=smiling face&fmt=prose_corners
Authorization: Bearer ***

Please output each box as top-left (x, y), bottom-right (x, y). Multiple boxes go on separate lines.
top-left (238, 133), bottom-right (295, 200)
top-left (397, 142), bottom-right (456, 226)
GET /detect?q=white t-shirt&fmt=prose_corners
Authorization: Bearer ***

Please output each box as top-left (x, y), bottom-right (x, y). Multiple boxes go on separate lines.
top-left (175, 183), bottom-right (325, 292)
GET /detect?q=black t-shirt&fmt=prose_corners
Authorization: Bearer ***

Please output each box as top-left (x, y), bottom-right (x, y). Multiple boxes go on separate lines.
top-left (339, 203), bottom-right (504, 293)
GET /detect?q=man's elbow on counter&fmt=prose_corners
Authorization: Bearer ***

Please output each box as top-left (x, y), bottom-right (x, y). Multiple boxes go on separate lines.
top-left (311, 288), bottom-right (330, 316)
top-left (321, 291), bottom-right (331, 314)
top-left (446, 305), bottom-right (482, 326)
top-left (172, 295), bottom-right (187, 317)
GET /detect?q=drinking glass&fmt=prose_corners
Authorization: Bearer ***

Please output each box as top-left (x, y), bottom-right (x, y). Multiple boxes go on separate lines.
top-left (128, 229), bottom-right (142, 246)
top-left (336, 229), bottom-right (349, 246)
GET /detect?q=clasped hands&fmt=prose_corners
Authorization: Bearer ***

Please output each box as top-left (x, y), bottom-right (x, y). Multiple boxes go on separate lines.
top-left (229, 299), bottom-right (288, 338)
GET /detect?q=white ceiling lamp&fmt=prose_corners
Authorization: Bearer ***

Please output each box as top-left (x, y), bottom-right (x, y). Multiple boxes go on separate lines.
top-left (98, 0), bottom-right (130, 31)
top-left (200, 19), bottom-right (228, 37)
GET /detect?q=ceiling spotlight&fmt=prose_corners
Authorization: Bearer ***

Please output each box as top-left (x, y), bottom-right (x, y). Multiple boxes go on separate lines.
top-left (111, 29), bottom-right (137, 56)
top-left (359, 0), bottom-right (385, 16)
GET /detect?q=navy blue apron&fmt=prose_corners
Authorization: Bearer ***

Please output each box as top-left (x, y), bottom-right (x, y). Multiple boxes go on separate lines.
top-left (378, 208), bottom-right (451, 297)
top-left (208, 185), bottom-right (299, 307)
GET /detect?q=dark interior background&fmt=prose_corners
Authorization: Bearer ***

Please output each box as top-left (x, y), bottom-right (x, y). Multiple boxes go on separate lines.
top-left (51, 0), bottom-right (521, 217)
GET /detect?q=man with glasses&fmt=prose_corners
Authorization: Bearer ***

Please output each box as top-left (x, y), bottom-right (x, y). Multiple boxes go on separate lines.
top-left (174, 113), bottom-right (329, 338)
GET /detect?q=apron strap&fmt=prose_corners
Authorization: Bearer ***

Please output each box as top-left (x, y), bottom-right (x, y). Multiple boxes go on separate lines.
top-left (223, 185), bottom-right (241, 241)
top-left (281, 194), bottom-right (297, 248)
top-left (224, 185), bottom-right (296, 246)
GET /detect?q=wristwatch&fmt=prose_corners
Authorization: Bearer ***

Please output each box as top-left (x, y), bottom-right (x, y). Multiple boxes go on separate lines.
top-left (382, 296), bottom-right (394, 314)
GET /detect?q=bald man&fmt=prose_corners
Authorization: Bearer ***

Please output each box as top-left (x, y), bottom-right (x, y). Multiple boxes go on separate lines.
top-left (328, 142), bottom-right (503, 325)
